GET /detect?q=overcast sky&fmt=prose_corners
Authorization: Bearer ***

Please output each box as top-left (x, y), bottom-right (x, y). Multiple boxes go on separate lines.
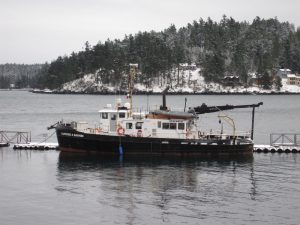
top-left (1, 0), bottom-right (299, 64)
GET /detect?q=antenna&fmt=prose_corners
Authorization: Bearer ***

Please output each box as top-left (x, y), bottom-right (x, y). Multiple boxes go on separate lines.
top-left (128, 64), bottom-right (138, 117)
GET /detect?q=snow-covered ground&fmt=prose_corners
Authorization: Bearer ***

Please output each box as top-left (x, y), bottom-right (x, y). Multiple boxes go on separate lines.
top-left (57, 67), bottom-right (300, 94)
top-left (281, 78), bottom-right (300, 93)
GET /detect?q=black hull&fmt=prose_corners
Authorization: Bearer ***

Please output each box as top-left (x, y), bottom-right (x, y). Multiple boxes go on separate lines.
top-left (56, 125), bottom-right (253, 156)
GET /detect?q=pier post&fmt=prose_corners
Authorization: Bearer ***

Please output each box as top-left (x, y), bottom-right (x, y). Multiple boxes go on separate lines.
top-left (251, 107), bottom-right (255, 140)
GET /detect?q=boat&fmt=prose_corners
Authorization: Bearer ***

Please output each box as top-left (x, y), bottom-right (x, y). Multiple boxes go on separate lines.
top-left (30, 88), bottom-right (53, 94)
top-left (51, 64), bottom-right (263, 156)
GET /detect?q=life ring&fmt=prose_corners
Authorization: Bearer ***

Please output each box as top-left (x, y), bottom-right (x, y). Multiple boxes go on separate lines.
top-left (95, 128), bottom-right (102, 134)
top-left (117, 127), bottom-right (125, 135)
top-left (137, 129), bottom-right (143, 137)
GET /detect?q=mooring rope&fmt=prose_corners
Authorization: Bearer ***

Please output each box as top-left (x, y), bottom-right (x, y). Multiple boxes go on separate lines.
top-left (38, 131), bottom-right (56, 144)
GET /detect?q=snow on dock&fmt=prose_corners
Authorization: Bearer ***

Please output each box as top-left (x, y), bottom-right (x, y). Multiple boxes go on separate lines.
top-left (0, 142), bottom-right (10, 147)
top-left (13, 142), bottom-right (58, 150)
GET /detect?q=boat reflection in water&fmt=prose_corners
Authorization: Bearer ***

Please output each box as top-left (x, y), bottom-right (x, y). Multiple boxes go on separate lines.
top-left (58, 151), bottom-right (254, 167)
top-left (56, 152), bottom-right (256, 223)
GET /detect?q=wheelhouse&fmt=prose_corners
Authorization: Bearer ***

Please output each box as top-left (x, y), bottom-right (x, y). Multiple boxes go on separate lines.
top-left (99, 108), bottom-right (129, 133)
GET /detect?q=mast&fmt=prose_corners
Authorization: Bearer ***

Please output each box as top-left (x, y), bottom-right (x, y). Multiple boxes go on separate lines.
top-left (128, 64), bottom-right (138, 117)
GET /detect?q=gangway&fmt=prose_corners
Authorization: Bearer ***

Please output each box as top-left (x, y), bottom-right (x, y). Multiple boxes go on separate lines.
top-left (270, 133), bottom-right (300, 147)
top-left (0, 130), bottom-right (31, 145)
top-left (254, 133), bottom-right (300, 153)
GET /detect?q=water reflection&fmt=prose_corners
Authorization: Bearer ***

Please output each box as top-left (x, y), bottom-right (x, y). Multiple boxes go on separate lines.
top-left (57, 152), bottom-right (253, 172)
top-left (56, 153), bottom-right (255, 223)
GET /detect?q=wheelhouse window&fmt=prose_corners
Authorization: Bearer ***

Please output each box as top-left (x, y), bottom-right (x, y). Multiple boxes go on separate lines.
top-left (126, 123), bottom-right (133, 129)
top-left (157, 121), bottom-right (161, 128)
top-left (136, 122), bottom-right (143, 129)
top-left (119, 112), bottom-right (126, 118)
top-left (162, 123), bottom-right (170, 129)
top-left (162, 122), bottom-right (177, 130)
top-left (101, 113), bottom-right (108, 119)
top-left (178, 123), bottom-right (185, 130)
top-left (111, 114), bottom-right (116, 120)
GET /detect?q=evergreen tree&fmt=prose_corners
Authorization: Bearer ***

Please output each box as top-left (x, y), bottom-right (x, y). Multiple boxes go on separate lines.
top-left (202, 51), bottom-right (225, 82)
top-left (274, 75), bottom-right (282, 91)
top-left (32, 16), bottom-right (300, 90)
top-left (260, 71), bottom-right (271, 89)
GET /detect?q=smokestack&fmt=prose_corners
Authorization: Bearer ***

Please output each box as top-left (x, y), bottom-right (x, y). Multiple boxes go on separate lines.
top-left (160, 86), bottom-right (169, 111)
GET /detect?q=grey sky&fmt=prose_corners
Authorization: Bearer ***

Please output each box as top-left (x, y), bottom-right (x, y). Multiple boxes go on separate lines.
top-left (1, 0), bottom-right (299, 64)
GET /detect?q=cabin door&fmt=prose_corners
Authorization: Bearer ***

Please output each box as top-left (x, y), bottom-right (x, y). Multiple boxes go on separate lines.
top-left (110, 113), bottom-right (117, 132)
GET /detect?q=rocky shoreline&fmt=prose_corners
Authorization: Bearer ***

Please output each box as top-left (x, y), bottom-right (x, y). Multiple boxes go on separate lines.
top-left (30, 89), bottom-right (300, 95)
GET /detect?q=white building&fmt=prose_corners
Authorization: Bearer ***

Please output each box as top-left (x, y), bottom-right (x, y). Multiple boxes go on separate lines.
top-left (179, 63), bottom-right (197, 71)
top-left (277, 69), bottom-right (292, 78)
top-left (287, 74), bottom-right (300, 86)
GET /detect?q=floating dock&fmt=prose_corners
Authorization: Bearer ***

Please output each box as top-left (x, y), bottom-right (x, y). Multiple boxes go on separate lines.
top-left (255, 133), bottom-right (300, 153)
top-left (12, 143), bottom-right (300, 153)
top-left (13, 142), bottom-right (58, 150)
top-left (254, 145), bottom-right (300, 153)
top-left (0, 142), bottom-right (10, 147)
top-left (8, 133), bottom-right (300, 153)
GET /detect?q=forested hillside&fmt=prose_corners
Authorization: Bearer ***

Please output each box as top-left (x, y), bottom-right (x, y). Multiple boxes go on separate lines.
top-left (0, 64), bottom-right (43, 88)
top-left (34, 16), bottom-right (300, 90)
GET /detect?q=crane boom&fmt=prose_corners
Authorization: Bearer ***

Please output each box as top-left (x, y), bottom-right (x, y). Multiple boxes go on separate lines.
top-left (191, 102), bottom-right (263, 114)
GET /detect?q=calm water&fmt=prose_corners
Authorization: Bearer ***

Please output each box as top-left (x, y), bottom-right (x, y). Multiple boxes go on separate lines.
top-left (1, 91), bottom-right (300, 224)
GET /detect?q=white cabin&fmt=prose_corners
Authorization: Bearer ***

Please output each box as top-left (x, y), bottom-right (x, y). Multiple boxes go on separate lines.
top-left (97, 104), bottom-right (193, 139)
top-left (118, 118), bottom-right (188, 139)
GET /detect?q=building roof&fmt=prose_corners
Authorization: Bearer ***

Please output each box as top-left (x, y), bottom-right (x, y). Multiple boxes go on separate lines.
top-left (279, 69), bottom-right (291, 72)
top-left (287, 74), bottom-right (297, 78)
top-left (224, 75), bottom-right (239, 79)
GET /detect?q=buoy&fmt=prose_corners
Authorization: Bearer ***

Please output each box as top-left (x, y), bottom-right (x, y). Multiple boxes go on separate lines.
top-left (277, 148), bottom-right (283, 153)
top-left (117, 127), bottom-right (125, 135)
top-left (256, 148), bottom-right (262, 153)
top-left (270, 148), bottom-right (276, 153)
top-left (292, 148), bottom-right (298, 153)
top-left (263, 148), bottom-right (269, 153)
top-left (119, 144), bottom-right (123, 155)
top-left (285, 148), bottom-right (291, 153)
